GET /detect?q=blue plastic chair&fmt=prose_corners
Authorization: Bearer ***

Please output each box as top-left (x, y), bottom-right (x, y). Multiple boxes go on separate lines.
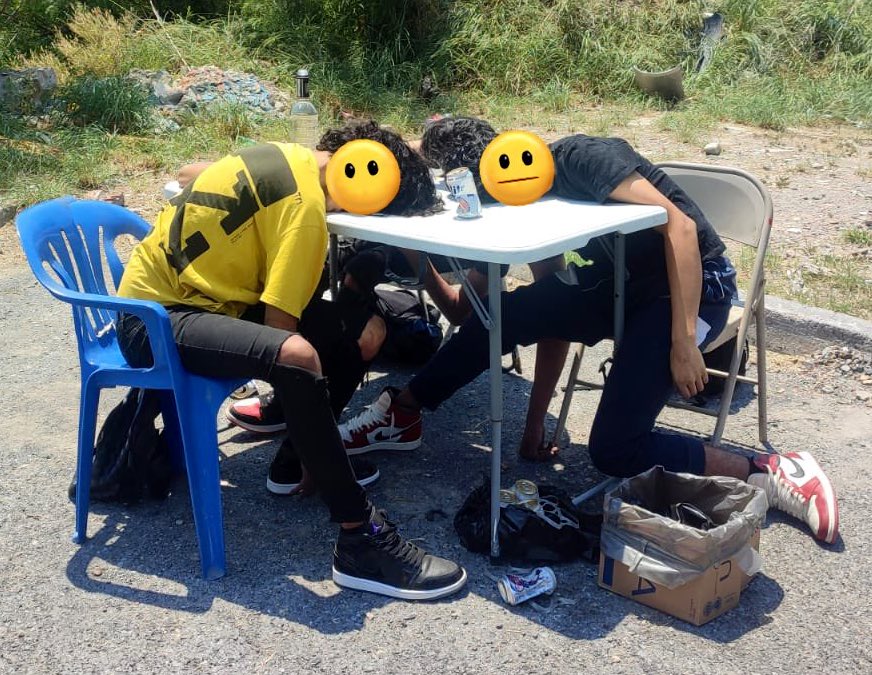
top-left (16, 197), bottom-right (245, 579)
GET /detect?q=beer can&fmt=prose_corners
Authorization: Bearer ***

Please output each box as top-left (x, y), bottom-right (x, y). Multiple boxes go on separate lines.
top-left (513, 479), bottom-right (539, 509)
top-left (445, 167), bottom-right (482, 218)
top-left (497, 567), bottom-right (557, 606)
top-left (499, 489), bottom-right (520, 507)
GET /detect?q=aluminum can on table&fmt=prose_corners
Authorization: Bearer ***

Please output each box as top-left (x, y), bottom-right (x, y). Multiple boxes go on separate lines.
top-left (497, 567), bottom-right (557, 605)
top-left (445, 167), bottom-right (482, 218)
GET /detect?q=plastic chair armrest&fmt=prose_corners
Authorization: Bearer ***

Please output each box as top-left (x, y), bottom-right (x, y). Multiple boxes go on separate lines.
top-left (49, 287), bottom-right (180, 370)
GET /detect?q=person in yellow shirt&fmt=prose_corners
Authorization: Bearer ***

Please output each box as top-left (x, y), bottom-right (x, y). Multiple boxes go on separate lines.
top-left (116, 121), bottom-right (467, 601)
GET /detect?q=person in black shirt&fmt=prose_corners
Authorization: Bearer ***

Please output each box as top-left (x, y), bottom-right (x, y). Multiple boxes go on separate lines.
top-left (338, 117), bottom-right (839, 544)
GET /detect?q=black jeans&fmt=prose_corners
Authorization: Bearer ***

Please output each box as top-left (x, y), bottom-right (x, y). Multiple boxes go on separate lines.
top-left (117, 299), bottom-right (371, 523)
top-left (409, 257), bottom-right (737, 478)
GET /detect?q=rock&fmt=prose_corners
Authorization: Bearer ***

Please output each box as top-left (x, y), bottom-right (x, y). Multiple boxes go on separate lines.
top-left (704, 141), bottom-right (721, 155)
top-left (0, 204), bottom-right (16, 227)
top-left (0, 68), bottom-right (57, 113)
top-left (856, 390), bottom-right (871, 402)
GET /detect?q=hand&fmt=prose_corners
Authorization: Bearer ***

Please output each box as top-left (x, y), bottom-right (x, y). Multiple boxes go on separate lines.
top-left (288, 464), bottom-right (316, 497)
top-left (670, 338), bottom-right (708, 399)
top-left (518, 425), bottom-right (559, 462)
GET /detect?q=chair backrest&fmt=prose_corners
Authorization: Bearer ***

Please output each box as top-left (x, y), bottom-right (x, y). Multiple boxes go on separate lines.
top-left (656, 162), bottom-right (773, 248)
top-left (16, 197), bottom-right (151, 348)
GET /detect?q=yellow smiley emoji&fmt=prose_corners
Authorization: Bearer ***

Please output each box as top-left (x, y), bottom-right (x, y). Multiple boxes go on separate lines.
top-left (326, 139), bottom-right (401, 215)
top-left (479, 130), bottom-right (555, 206)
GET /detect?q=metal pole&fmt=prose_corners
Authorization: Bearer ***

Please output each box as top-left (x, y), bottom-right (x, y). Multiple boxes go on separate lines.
top-left (328, 234), bottom-right (339, 301)
top-left (613, 232), bottom-right (625, 347)
top-left (488, 262), bottom-right (503, 559)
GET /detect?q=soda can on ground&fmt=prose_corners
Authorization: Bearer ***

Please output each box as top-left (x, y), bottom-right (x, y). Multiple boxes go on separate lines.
top-left (497, 567), bottom-right (557, 606)
top-left (230, 380), bottom-right (259, 400)
top-left (513, 479), bottom-right (539, 509)
top-left (445, 167), bottom-right (482, 218)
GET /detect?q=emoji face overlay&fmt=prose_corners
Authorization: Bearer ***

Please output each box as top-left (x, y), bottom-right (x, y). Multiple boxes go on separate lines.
top-left (326, 139), bottom-right (401, 215)
top-left (479, 131), bottom-right (555, 206)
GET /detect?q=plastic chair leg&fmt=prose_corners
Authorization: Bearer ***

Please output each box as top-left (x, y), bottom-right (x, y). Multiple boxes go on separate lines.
top-left (157, 390), bottom-right (186, 474)
top-left (73, 383), bottom-right (100, 544)
top-left (174, 391), bottom-right (227, 580)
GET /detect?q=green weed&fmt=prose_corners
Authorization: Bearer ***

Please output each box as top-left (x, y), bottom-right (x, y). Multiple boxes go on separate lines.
top-left (732, 243), bottom-right (872, 320)
top-left (59, 74), bottom-right (152, 134)
top-left (844, 228), bottom-right (872, 246)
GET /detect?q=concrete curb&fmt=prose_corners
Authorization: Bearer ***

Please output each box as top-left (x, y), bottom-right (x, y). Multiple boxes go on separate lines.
top-left (506, 264), bottom-right (872, 354)
top-left (762, 294), bottom-right (872, 354)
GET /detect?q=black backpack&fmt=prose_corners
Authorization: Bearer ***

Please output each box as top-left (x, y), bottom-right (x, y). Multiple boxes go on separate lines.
top-left (454, 479), bottom-right (599, 565)
top-left (68, 388), bottom-right (172, 504)
top-left (373, 288), bottom-right (444, 365)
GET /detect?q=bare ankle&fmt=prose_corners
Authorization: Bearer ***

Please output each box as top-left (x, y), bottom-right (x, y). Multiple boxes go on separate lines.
top-left (703, 445), bottom-right (751, 481)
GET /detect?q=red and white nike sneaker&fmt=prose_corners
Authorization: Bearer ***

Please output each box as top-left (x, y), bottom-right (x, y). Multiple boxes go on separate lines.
top-left (339, 388), bottom-right (422, 455)
top-left (748, 451), bottom-right (839, 544)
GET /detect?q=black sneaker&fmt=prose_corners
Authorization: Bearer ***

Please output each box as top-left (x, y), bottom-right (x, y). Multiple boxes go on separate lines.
top-left (332, 509), bottom-right (467, 600)
top-left (227, 391), bottom-right (286, 434)
top-left (266, 444), bottom-right (380, 495)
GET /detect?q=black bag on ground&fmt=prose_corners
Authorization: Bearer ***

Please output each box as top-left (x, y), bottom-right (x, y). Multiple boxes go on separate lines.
top-left (68, 388), bottom-right (172, 504)
top-left (701, 336), bottom-right (749, 397)
top-left (373, 288), bottom-right (443, 365)
top-left (454, 479), bottom-right (599, 564)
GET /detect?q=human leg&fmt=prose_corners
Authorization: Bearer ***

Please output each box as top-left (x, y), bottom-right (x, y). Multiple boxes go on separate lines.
top-left (583, 295), bottom-right (838, 543)
top-left (339, 271), bottom-right (614, 454)
top-left (121, 307), bottom-right (466, 598)
top-left (228, 292), bottom-right (383, 431)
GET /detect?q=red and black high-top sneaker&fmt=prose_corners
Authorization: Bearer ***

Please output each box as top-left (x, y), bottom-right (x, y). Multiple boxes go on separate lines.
top-left (748, 451), bottom-right (839, 544)
top-left (227, 392), bottom-right (286, 434)
top-left (338, 388), bottom-right (422, 455)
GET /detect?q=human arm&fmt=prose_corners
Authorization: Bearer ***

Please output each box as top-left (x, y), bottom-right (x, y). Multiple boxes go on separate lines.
top-left (608, 172), bottom-right (707, 398)
top-left (396, 248), bottom-right (489, 325)
top-left (178, 162), bottom-right (214, 188)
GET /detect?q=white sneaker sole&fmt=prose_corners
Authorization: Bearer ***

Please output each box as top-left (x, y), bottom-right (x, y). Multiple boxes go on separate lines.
top-left (332, 566), bottom-right (467, 600)
top-left (267, 467), bottom-right (380, 495)
top-left (345, 438), bottom-right (422, 455)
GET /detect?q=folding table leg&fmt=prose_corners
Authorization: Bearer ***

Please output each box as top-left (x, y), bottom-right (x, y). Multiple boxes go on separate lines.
top-left (328, 234), bottom-right (339, 301)
top-left (487, 263), bottom-right (503, 559)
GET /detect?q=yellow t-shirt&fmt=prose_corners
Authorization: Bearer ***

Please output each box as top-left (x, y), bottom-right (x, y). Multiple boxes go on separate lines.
top-left (119, 142), bottom-right (327, 319)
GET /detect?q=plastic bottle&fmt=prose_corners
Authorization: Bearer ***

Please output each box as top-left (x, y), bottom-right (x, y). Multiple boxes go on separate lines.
top-left (291, 68), bottom-right (319, 149)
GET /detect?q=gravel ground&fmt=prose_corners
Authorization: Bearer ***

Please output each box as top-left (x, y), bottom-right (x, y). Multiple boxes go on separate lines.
top-left (1, 253), bottom-right (871, 674)
top-left (1, 116), bottom-right (869, 672)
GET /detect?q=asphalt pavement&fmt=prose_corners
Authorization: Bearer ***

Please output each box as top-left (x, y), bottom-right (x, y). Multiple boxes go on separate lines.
top-left (1, 263), bottom-right (870, 675)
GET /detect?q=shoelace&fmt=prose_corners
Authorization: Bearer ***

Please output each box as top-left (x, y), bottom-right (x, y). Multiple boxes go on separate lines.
top-left (763, 471), bottom-right (810, 520)
top-left (341, 403), bottom-right (388, 437)
top-left (372, 517), bottom-right (426, 567)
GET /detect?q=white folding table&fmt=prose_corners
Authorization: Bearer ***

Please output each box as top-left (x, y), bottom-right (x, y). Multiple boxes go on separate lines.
top-left (327, 194), bottom-right (666, 558)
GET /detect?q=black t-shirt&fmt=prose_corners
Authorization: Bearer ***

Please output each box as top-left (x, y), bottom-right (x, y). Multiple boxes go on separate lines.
top-left (548, 135), bottom-right (725, 290)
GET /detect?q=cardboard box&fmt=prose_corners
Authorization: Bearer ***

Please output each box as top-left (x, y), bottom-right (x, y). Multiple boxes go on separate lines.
top-left (598, 530), bottom-right (760, 626)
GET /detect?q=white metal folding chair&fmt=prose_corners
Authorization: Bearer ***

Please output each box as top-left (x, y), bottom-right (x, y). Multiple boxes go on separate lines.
top-left (552, 162), bottom-right (773, 448)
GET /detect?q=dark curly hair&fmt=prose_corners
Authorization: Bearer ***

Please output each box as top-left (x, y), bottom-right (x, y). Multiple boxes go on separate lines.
top-left (317, 120), bottom-right (443, 216)
top-left (420, 116), bottom-right (498, 203)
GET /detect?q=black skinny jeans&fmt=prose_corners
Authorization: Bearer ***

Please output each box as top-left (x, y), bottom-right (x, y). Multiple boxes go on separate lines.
top-left (117, 300), bottom-right (370, 523)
